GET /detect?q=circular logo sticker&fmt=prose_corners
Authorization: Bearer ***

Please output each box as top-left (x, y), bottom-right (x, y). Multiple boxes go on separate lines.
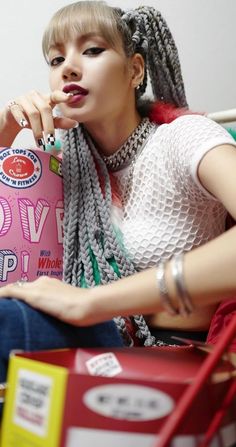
top-left (0, 148), bottom-right (42, 189)
top-left (83, 384), bottom-right (174, 421)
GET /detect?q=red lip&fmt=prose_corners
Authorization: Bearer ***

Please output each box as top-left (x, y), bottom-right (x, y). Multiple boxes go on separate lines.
top-left (63, 83), bottom-right (88, 95)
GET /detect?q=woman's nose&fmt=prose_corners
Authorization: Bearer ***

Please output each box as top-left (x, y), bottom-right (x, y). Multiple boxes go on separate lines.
top-left (62, 70), bottom-right (80, 81)
top-left (62, 57), bottom-right (82, 81)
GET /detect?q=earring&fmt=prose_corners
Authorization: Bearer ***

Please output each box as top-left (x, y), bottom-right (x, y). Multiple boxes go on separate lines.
top-left (136, 81), bottom-right (143, 91)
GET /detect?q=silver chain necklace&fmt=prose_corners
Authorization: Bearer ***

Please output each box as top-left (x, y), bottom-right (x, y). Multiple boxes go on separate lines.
top-left (101, 118), bottom-right (157, 172)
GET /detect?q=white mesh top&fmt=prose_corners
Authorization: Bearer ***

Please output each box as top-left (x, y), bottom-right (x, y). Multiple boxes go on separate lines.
top-left (113, 114), bottom-right (236, 271)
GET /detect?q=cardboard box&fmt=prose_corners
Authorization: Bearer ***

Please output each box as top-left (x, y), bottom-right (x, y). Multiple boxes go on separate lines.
top-left (0, 147), bottom-right (63, 284)
top-left (1, 347), bottom-right (236, 447)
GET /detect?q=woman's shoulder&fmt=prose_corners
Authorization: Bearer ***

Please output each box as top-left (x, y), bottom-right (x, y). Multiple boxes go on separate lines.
top-left (155, 113), bottom-right (235, 149)
top-left (148, 101), bottom-right (233, 139)
top-left (149, 113), bottom-right (219, 138)
top-left (165, 112), bottom-right (225, 132)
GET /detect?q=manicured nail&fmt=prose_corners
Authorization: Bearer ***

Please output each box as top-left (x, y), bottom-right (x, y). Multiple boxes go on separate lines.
top-left (19, 118), bottom-right (28, 128)
top-left (73, 121), bottom-right (79, 128)
top-left (47, 134), bottom-right (56, 146)
top-left (37, 138), bottom-right (46, 151)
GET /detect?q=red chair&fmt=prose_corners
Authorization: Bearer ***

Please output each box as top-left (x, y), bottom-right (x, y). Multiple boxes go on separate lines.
top-left (153, 315), bottom-right (236, 447)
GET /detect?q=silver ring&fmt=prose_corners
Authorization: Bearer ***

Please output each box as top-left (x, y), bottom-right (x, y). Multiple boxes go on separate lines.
top-left (7, 100), bottom-right (19, 110)
top-left (14, 279), bottom-right (26, 287)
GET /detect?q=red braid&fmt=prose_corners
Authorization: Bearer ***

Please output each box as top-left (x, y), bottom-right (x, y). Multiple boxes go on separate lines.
top-left (149, 101), bottom-right (203, 124)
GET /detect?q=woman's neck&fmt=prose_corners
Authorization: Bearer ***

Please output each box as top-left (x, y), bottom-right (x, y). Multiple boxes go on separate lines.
top-left (83, 111), bottom-right (142, 156)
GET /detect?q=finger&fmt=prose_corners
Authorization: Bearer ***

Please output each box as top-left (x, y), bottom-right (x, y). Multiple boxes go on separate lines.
top-left (0, 280), bottom-right (51, 312)
top-left (0, 281), bottom-right (31, 300)
top-left (29, 91), bottom-right (56, 150)
top-left (49, 117), bottom-right (78, 154)
top-left (49, 90), bottom-right (73, 106)
top-left (7, 101), bottom-right (29, 129)
top-left (0, 279), bottom-right (65, 320)
top-left (42, 90), bottom-right (74, 150)
top-left (16, 94), bottom-right (47, 149)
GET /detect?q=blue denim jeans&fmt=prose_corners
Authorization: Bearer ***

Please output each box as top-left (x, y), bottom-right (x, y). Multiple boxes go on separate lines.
top-left (0, 298), bottom-right (123, 416)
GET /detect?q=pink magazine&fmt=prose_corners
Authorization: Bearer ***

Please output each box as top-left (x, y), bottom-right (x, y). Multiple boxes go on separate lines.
top-left (0, 147), bottom-right (63, 284)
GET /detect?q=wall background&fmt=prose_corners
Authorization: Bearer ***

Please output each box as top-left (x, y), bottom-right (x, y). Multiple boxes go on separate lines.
top-left (0, 0), bottom-right (235, 147)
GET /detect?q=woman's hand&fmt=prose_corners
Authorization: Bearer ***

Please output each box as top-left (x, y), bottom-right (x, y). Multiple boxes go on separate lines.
top-left (0, 277), bottom-right (95, 327)
top-left (0, 90), bottom-right (77, 149)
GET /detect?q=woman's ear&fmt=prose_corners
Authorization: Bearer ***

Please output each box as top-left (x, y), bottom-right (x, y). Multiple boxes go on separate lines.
top-left (130, 53), bottom-right (145, 89)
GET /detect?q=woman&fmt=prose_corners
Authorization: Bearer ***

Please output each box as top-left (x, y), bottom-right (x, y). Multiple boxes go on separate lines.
top-left (0, 1), bottom-right (236, 367)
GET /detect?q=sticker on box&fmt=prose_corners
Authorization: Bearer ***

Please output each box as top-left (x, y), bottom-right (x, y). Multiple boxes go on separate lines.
top-left (85, 352), bottom-right (122, 377)
top-left (83, 384), bottom-right (174, 421)
top-left (13, 368), bottom-right (53, 437)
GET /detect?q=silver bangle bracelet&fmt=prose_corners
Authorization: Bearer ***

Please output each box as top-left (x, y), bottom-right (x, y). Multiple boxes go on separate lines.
top-left (156, 262), bottom-right (177, 316)
top-left (171, 253), bottom-right (194, 317)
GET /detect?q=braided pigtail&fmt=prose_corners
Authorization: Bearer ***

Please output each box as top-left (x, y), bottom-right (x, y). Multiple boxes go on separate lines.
top-left (120, 6), bottom-right (187, 108)
top-left (62, 124), bottom-right (161, 347)
top-left (58, 1), bottom-right (186, 347)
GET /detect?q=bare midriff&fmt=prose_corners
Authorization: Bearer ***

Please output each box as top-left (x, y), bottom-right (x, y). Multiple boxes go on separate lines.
top-left (148, 304), bottom-right (218, 331)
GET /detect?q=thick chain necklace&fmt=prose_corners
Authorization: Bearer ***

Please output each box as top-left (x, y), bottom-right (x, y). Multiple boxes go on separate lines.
top-left (101, 118), bottom-right (157, 172)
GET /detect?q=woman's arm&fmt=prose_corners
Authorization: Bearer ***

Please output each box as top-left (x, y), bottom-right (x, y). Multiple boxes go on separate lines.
top-left (0, 223), bottom-right (235, 326)
top-left (198, 143), bottom-right (236, 219)
top-left (90, 224), bottom-right (236, 322)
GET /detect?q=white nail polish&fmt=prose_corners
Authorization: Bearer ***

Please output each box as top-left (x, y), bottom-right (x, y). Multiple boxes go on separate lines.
top-left (19, 118), bottom-right (28, 128)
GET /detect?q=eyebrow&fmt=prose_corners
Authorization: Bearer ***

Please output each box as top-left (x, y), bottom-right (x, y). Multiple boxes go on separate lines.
top-left (78, 32), bottom-right (108, 47)
top-left (49, 32), bottom-right (106, 51)
top-left (79, 32), bottom-right (105, 41)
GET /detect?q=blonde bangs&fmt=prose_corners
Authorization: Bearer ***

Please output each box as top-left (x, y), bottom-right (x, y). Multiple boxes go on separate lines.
top-left (42, 1), bottom-right (123, 61)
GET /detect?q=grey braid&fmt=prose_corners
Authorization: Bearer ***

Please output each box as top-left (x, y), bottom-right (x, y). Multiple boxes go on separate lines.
top-left (62, 126), bottom-right (157, 346)
top-left (119, 6), bottom-right (187, 107)
top-left (61, 2), bottom-right (187, 348)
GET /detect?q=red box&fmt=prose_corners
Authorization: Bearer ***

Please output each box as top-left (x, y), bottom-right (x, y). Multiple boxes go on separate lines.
top-left (1, 347), bottom-right (236, 447)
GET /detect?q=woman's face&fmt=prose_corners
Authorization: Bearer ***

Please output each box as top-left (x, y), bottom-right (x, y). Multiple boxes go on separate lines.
top-left (48, 32), bottom-right (136, 125)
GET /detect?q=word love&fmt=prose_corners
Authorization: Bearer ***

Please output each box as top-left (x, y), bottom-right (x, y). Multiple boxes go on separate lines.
top-left (0, 197), bottom-right (64, 243)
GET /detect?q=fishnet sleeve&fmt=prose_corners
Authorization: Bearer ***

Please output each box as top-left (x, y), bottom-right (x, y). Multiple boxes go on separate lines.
top-left (168, 114), bottom-right (236, 199)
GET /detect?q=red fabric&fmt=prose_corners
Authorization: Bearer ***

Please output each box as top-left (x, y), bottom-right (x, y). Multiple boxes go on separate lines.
top-left (207, 299), bottom-right (236, 352)
top-left (149, 101), bottom-right (203, 124)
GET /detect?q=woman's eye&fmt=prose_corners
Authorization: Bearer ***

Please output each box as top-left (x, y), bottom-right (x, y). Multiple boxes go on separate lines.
top-left (83, 47), bottom-right (105, 56)
top-left (49, 56), bottom-right (65, 67)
